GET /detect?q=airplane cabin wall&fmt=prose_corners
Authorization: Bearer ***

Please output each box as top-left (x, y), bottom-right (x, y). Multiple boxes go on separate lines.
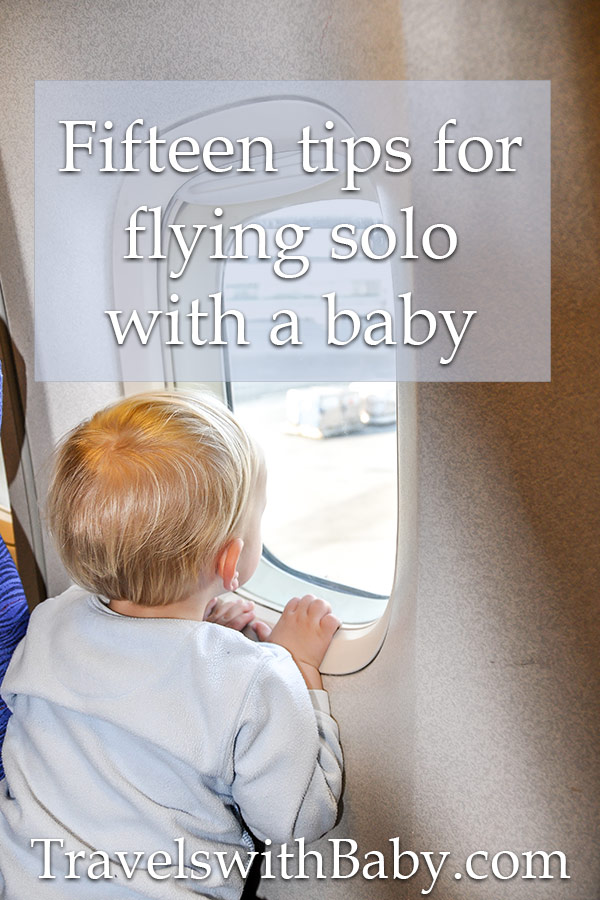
top-left (0, 2), bottom-right (598, 898)
top-left (402, 3), bottom-right (600, 896)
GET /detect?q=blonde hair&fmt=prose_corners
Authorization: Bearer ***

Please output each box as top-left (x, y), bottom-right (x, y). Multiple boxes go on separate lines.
top-left (46, 391), bottom-right (260, 606)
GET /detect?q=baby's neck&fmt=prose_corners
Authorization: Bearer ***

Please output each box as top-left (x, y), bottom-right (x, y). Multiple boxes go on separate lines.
top-left (108, 583), bottom-right (217, 622)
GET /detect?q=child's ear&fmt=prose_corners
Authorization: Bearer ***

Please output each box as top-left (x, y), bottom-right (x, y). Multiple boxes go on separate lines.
top-left (217, 538), bottom-right (244, 592)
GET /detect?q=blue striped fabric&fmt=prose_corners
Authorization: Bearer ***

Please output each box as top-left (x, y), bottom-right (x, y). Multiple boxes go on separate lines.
top-left (0, 537), bottom-right (29, 779)
top-left (0, 361), bottom-right (30, 779)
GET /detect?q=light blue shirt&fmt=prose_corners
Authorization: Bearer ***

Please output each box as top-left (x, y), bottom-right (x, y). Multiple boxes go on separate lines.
top-left (0, 587), bottom-right (342, 898)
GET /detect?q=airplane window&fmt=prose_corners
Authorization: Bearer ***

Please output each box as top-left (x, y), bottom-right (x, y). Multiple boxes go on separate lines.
top-left (173, 196), bottom-right (399, 624)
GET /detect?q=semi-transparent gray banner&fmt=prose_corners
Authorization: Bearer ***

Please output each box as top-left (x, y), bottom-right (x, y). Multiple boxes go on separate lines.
top-left (35, 81), bottom-right (550, 382)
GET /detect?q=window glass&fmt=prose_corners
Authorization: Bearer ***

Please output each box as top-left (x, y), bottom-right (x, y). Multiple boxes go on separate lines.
top-left (232, 381), bottom-right (397, 597)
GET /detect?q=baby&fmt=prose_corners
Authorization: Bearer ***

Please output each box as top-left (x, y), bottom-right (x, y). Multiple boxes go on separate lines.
top-left (0, 391), bottom-right (343, 899)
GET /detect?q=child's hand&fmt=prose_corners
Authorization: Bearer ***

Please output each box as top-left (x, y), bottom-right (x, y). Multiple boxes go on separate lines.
top-left (203, 596), bottom-right (256, 632)
top-left (261, 595), bottom-right (341, 689)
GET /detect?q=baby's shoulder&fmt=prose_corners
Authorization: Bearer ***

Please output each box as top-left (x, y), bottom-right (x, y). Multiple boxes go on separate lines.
top-left (194, 622), bottom-right (291, 675)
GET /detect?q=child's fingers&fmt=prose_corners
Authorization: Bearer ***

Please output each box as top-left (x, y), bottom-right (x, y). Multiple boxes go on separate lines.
top-left (302, 595), bottom-right (332, 621)
top-left (321, 611), bottom-right (341, 637)
top-left (226, 599), bottom-right (254, 618)
top-left (221, 602), bottom-right (254, 625)
top-left (225, 610), bottom-right (256, 631)
top-left (284, 596), bottom-right (301, 613)
top-left (206, 598), bottom-right (254, 627)
top-left (252, 620), bottom-right (273, 642)
top-left (292, 594), bottom-right (318, 616)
